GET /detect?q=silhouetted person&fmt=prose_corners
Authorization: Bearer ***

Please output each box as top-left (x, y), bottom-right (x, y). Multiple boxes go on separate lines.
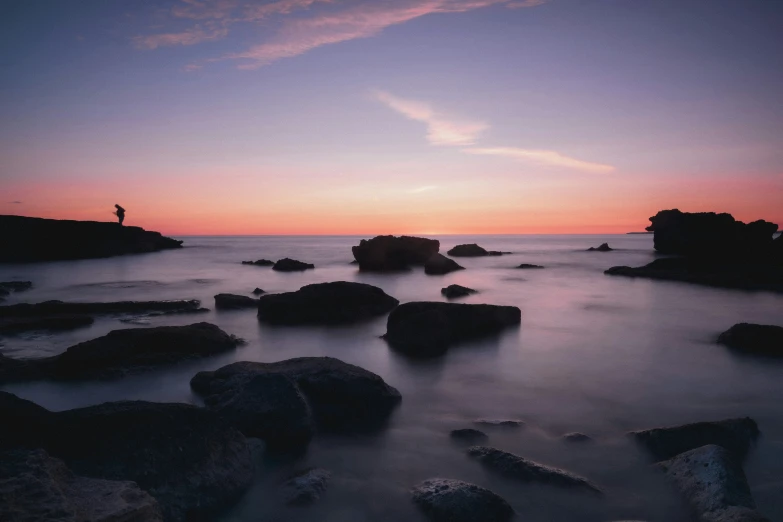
top-left (114, 204), bottom-right (125, 226)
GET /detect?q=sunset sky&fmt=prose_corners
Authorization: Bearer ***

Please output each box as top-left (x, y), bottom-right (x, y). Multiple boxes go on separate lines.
top-left (1, 0), bottom-right (782, 235)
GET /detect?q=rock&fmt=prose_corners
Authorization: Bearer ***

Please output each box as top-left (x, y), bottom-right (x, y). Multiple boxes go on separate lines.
top-left (352, 235), bottom-right (440, 271)
top-left (441, 285), bottom-right (477, 299)
top-left (0, 393), bottom-right (254, 522)
top-left (447, 244), bottom-right (489, 257)
top-left (0, 215), bottom-right (182, 262)
top-left (0, 281), bottom-right (32, 293)
top-left (272, 258), bottom-right (314, 271)
top-left (241, 259), bottom-right (274, 266)
top-left (587, 243), bottom-right (613, 252)
top-left (383, 302), bottom-right (521, 356)
top-left (630, 417), bottom-right (760, 461)
top-left (424, 254), bottom-right (464, 275)
top-left (450, 428), bottom-right (488, 443)
top-left (0, 314), bottom-right (94, 334)
top-left (411, 478), bottom-right (514, 522)
top-left (563, 432), bottom-right (592, 443)
top-left (191, 357), bottom-right (401, 445)
top-left (257, 281), bottom-right (399, 325)
top-left (487, 251), bottom-right (511, 256)
top-left (516, 263), bottom-right (544, 269)
top-left (0, 448), bottom-right (163, 522)
top-left (280, 468), bottom-right (331, 506)
top-left (466, 446), bottom-right (601, 494)
top-left (717, 323), bottom-right (783, 356)
top-left (0, 299), bottom-right (204, 317)
top-left (658, 444), bottom-right (771, 522)
top-left (252, 287), bottom-right (266, 295)
top-left (474, 419), bottom-right (525, 428)
top-left (215, 293), bottom-right (259, 309)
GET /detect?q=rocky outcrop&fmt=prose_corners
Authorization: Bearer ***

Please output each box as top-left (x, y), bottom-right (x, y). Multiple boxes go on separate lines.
top-left (190, 357), bottom-right (401, 449)
top-left (450, 429), bottom-right (488, 443)
top-left (252, 288), bottom-right (265, 295)
top-left (466, 446), bottom-right (601, 494)
top-left (215, 293), bottom-right (259, 309)
top-left (280, 468), bottom-right (331, 506)
top-left (717, 323), bottom-right (783, 356)
top-left (257, 282), bottom-right (399, 325)
top-left (658, 445), bottom-right (771, 522)
top-left (587, 243), bottom-right (613, 252)
top-left (272, 258), bottom-right (314, 271)
top-left (0, 448), bottom-right (163, 522)
top-left (441, 285), bottom-right (476, 299)
top-left (630, 417), bottom-right (759, 461)
top-left (447, 244), bottom-right (489, 257)
top-left (383, 302), bottom-right (521, 357)
top-left (0, 281), bottom-right (32, 301)
top-left (0, 392), bottom-right (254, 522)
top-left (241, 259), bottom-right (274, 266)
top-left (424, 254), bottom-right (464, 275)
top-left (0, 215), bottom-right (182, 263)
top-left (352, 236), bottom-right (440, 271)
top-left (516, 264), bottom-right (544, 269)
top-left (411, 478), bottom-right (514, 522)
top-left (563, 432), bottom-right (592, 443)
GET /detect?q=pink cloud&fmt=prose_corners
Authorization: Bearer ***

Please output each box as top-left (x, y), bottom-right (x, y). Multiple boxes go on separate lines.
top-left (464, 147), bottom-right (616, 173)
top-left (133, 23), bottom-right (229, 50)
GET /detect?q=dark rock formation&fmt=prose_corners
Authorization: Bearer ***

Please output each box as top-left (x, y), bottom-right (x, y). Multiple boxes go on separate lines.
top-left (441, 284), bottom-right (477, 299)
top-left (563, 432), bottom-right (592, 443)
top-left (215, 293), bottom-right (259, 309)
top-left (466, 446), bottom-right (601, 494)
top-left (280, 468), bottom-right (331, 506)
top-left (424, 254), bottom-right (464, 275)
top-left (659, 445), bottom-right (771, 522)
top-left (516, 263), bottom-right (544, 269)
top-left (191, 357), bottom-right (401, 448)
top-left (383, 302), bottom-right (521, 357)
top-left (257, 281), bottom-right (399, 325)
top-left (0, 448), bottom-right (163, 522)
top-left (0, 281), bottom-right (32, 296)
top-left (1, 314), bottom-right (94, 334)
top-left (0, 392), bottom-right (254, 522)
top-left (352, 235), bottom-right (440, 271)
top-left (272, 258), bottom-right (314, 271)
top-left (411, 478), bottom-right (514, 522)
top-left (587, 243), bottom-right (613, 252)
top-left (241, 259), bottom-right (274, 266)
top-left (0, 299), bottom-right (204, 317)
top-left (252, 287), bottom-right (265, 295)
top-left (0, 215), bottom-right (182, 263)
top-left (717, 323), bottom-right (783, 356)
top-left (630, 417), bottom-right (759, 461)
top-left (450, 428), bottom-right (488, 444)
top-left (474, 419), bottom-right (525, 428)
top-left (447, 244), bottom-right (489, 257)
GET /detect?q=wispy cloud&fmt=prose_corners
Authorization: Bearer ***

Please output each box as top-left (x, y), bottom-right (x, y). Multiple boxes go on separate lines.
top-left (374, 90), bottom-right (488, 146)
top-left (134, 24), bottom-right (229, 50)
top-left (408, 185), bottom-right (438, 193)
top-left (464, 147), bottom-right (616, 173)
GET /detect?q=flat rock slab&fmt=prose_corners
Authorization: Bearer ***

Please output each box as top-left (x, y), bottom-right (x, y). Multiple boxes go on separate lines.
top-left (441, 285), bottom-right (477, 299)
top-left (411, 478), bottom-right (514, 522)
top-left (466, 446), bottom-right (601, 494)
top-left (215, 293), bottom-right (259, 309)
top-left (450, 429), bottom-right (488, 443)
top-left (630, 417), bottom-right (760, 461)
top-left (659, 444), bottom-right (771, 522)
top-left (0, 299), bottom-right (204, 317)
top-left (516, 264), bottom-right (544, 269)
top-left (352, 235), bottom-right (440, 271)
top-left (718, 323), bottom-right (783, 356)
top-left (257, 281), bottom-right (399, 325)
top-left (242, 259), bottom-right (274, 266)
top-left (424, 254), bottom-right (464, 275)
top-left (0, 314), bottom-right (94, 334)
top-left (273, 258), bottom-right (314, 271)
top-left (474, 419), bottom-right (525, 428)
top-left (280, 468), bottom-right (331, 506)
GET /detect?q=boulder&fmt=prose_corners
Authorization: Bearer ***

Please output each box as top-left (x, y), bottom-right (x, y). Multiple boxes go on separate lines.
top-left (352, 235), bottom-right (440, 271)
top-left (272, 258), bottom-right (314, 271)
top-left (424, 254), bottom-right (464, 275)
top-left (252, 287), bottom-right (265, 295)
top-left (717, 323), bottom-right (783, 356)
top-left (411, 478), bottom-right (514, 522)
top-left (383, 302), bottom-right (521, 356)
top-left (450, 428), bottom-right (488, 443)
top-left (215, 293), bottom-right (259, 309)
top-left (0, 314), bottom-right (94, 334)
top-left (630, 417), bottom-right (759, 461)
top-left (447, 244), bottom-right (489, 257)
top-left (516, 264), bottom-right (544, 269)
top-left (587, 243), bottom-right (613, 252)
top-left (563, 432), bottom-right (592, 443)
top-left (0, 448), bottom-right (163, 522)
top-left (466, 446), bottom-right (601, 494)
top-left (441, 285), bottom-right (477, 299)
top-left (241, 259), bottom-right (274, 266)
top-left (0, 215), bottom-right (182, 262)
top-left (257, 281), bottom-right (399, 325)
top-left (280, 468), bottom-right (331, 506)
top-left (658, 444), bottom-right (771, 522)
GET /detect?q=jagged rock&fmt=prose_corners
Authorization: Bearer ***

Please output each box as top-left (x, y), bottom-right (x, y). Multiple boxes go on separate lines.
top-left (252, 288), bottom-right (266, 295)
top-left (257, 281), bottom-right (398, 325)
top-left (1, 314), bottom-right (94, 334)
top-left (272, 258), bottom-right (314, 271)
top-left (352, 235), bottom-right (440, 271)
top-left (0, 299), bottom-right (204, 317)
top-left (516, 263), bottom-right (544, 269)
top-left (717, 323), bottom-right (783, 356)
top-left (474, 419), bottom-right (525, 428)
top-left (0, 448), bottom-right (163, 522)
top-left (447, 244), bottom-right (489, 257)
top-left (450, 429), bottom-right (488, 443)
top-left (466, 446), bottom-right (601, 493)
top-left (441, 285), bottom-right (477, 299)
top-left (191, 357), bottom-right (401, 448)
top-left (659, 445), bottom-right (771, 522)
top-left (241, 259), bottom-right (274, 266)
top-left (383, 302), bottom-right (521, 357)
top-left (587, 243), bottom-right (613, 252)
top-left (280, 468), bottom-right (331, 506)
top-left (411, 478), bottom-right (514, 522)
top-left (630, 417), bottom-right (760, 461)
top-left (563, 432), bottom-right (592, 443)
top-left (424, 254), bottom-right (464, 275)
top-left (215, 293), bottom-right (259, 309)
top-left (0, 215), bottom-right (182, 262)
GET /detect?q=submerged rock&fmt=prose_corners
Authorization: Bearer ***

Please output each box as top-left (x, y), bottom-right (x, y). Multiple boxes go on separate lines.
top-left (659, 444), bottom-right (771, 522)
top-left (0, 215), bottom-right (182, 262)
top-left (466, 446), bottom-right (602, 494)
top-left (215, 293), bottom-right (259, 309)
top-left (0, 448), bottom-right (163, 522)
top-left (717, 323), bottom-right (783, 356)
top-left (630, 417), bottom-right (760, 461)
top-left (587, 243), bottom-right (613, 252)
top-left (441, 284), bottom-right (477, 299)
top-left (352, 235), bottom-right (440, 271)
top-left (450, 428), bottom-right (488, 443)
top-left (272, 258), bottom-right (315, 272)
top-left (516, 263), bottom-right (544, 269)
top-left (411, 478), bottom-right (514, 522)
top-left (383, 302), bottom-right (521, 357)
top-left (257, 281), bottom-right (399, 325)
top-left (242, 259), bottom-right (274, 266)
top-left (0, 281), bottom-right (32, 294)
top-left (447, 244), bottom-right (489, 257)
top-left (474, 419), bottom-right (525, 428)
top-left (424, 254), bottom-right (464, 275)
top-left (280, 468), bottom-right (331, 506)
top-left (0, 314), bottom-right (94, 334)
top-left (252, 287), bottom-right (266, 295)
top-left (563, 432), bottom-right (592, 443)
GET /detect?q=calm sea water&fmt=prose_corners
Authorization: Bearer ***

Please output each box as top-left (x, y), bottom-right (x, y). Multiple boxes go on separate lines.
top-left (1, 234), bottom-right (782, 522)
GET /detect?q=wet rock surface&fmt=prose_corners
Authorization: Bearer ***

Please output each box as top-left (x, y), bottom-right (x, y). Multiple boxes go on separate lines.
top-left (516, 263), bottom-right (545, 269)
top-left (352, 235), bottom-right (440, 271)
top-left (215, 293), bottom-right (259, 309)
top-left (424, 254), bottom-right (464, 275)
top-left (441, 284), bottom-right (477, 299)
top-left (411, 478), bottom-right (514, 522)
top-left (272, 258), bottom-right (315, 271)
top-left (280, 468), bottom-right (331, 506)
top-left (717, 323), bottom-right (783, 356)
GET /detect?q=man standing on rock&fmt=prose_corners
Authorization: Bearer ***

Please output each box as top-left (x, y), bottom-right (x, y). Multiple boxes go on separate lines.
top-left (114, 204), bottom-right (126, 226)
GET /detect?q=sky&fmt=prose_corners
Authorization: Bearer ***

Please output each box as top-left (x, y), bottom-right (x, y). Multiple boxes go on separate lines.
top-left (1, 0), bottom-right (782, 235)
